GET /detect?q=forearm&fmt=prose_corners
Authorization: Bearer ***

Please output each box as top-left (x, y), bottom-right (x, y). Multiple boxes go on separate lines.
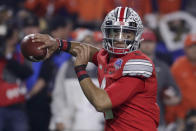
top-left (57, 40), bottom-right (99, 62)
top-left (79, 78), bottom-right (112, 112)
top-left (32, 34), bottom-right (100, 62)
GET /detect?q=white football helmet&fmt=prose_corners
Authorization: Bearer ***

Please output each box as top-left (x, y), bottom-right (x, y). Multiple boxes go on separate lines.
top-left (101, 7), bottom-right (143, 54)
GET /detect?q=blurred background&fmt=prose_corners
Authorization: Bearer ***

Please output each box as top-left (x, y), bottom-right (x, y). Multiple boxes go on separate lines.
top-left (0, 0), bottom-right (196, 131)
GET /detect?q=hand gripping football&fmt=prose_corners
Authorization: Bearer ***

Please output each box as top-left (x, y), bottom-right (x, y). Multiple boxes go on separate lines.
top-left (21, 34), bottom-right (47, 62)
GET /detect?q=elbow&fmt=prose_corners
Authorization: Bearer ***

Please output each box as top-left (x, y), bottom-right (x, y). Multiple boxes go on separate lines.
top-left (91, 90), bottom-right (112, 112)
top-left (93, 100), bottom-right (111, 112)
top-left (94, 104), bottom-right (106, 112)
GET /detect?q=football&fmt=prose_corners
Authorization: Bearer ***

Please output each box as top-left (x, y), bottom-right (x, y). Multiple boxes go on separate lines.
top-left (21, 34), bottom-right (47, 62)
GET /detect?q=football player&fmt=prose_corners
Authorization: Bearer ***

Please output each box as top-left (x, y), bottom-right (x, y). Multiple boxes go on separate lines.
top-left (32, 7), bottom-right (160, 131)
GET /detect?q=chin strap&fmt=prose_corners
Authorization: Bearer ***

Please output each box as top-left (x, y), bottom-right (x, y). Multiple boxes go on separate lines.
top-left (108, 47), bottom-right (130, 54)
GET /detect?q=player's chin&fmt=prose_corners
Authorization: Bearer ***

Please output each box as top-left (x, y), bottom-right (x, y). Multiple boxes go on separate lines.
top-left (113, 42), bottom-right (126, 48)
top-left (113, 44), bottom-right (126, 48)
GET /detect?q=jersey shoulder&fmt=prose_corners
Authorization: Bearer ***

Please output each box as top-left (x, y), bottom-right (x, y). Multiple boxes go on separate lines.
top-left (122, 51), bottom-right (153, 78)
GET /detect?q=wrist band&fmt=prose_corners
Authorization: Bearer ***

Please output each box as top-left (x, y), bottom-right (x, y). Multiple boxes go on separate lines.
top-left (56, 39), bottom-right (71, 52)
top-left (74, 64), bottom-right (89, 82)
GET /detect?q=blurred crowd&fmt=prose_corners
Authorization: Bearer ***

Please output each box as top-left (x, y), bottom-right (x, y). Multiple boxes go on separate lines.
top-left (0, 0), bottom-right (196, 131)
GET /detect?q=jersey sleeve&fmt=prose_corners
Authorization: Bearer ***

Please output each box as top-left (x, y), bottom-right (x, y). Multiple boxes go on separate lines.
top-left (105, 76), bottom-right (144, 108)
top-left (91, 51), bottom-right (99, 66)
top-left (123, 59), bottom-right (153, 78)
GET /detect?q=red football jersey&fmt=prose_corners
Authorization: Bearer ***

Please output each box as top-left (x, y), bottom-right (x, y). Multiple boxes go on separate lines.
top-left (92, 49), bottom-right (160, 131)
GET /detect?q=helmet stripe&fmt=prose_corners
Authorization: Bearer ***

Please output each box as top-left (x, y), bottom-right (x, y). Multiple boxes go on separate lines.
top-left (119, 7), bottom-right (125, 22)
top-left (117, 7), bottom-right (121, 21)
top-left (123, 7), bottom-right (128, 22)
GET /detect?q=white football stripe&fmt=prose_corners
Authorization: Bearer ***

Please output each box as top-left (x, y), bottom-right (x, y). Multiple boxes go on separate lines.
top-left (125, 62), bottom-right (152, 67)
top-left (127, 59), bottom-right (151, 63)
top-left (117, 7), bottom-right (121, 21)
top-left (123, 70), bottom-right (152, 75)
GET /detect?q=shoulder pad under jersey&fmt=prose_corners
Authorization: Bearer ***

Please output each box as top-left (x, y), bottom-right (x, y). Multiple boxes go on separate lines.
top-left (122, 59), bottom-right (153, 78)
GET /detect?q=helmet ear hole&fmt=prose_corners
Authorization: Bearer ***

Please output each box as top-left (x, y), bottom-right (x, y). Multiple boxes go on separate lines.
top-left (106, 21), bottom-right (112, 25)
top-left (129, 22), bottom-right (137, 27)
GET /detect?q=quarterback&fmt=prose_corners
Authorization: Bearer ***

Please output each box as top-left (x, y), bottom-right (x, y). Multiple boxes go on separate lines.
top-left (32, 7), bottom-right (160, 131)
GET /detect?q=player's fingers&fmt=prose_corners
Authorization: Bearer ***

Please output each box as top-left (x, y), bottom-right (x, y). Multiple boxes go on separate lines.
top-left (79, 45), bottom-right (85, 55)
top-left (85, 45), bottom-right (90, 60)
top-left (44, 53), bottom-right (50, 60)
top-left (33, 33), bottom-right (46, 39)
top-left (75, 45), bottom-right (84, 51)
top-left (44, 48), bottom-right (55, 60)
top-left (87, 45), bottom-right (90, 60)
top-left (44, 49), bottom-right (51, 60)
top-left (80, 44), bottom-right (88, 58)
top-left (30, 34), bottom-right (51, 50)
top-left (37, 41), bottom-right (53, 50)
top-left (73, 48), bottom-right (81, 56)
top-left (74, 46), bottom-right (84, 55)
top-left (32, 35), bottom-right (47, 42)
top-left (32, 38), bottom-right (46, 45)
top-left (38, 44), bottom-right (49, 50)
top-left (31, 33), bottom-right (43, 40)
top-left (32, 38), bottom-right (42, 43)
top-left (84, 45), bottom-right (89, 59)
top-left (32, 34), bottom-right (49, 42)
top-left (81, 44), bottom-right (88, 50)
